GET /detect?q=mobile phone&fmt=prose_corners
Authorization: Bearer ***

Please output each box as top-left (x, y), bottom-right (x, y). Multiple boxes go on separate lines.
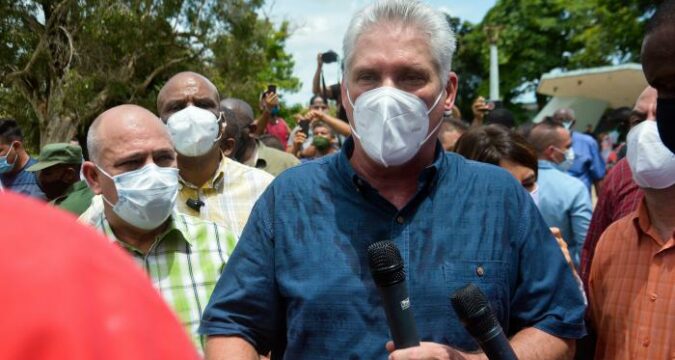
top-left (267, 84), bottom-right (277, 94)
top-left (321, 50), bottom-right (339, 64)
top-left (299, 119), bottom-right (310, 135)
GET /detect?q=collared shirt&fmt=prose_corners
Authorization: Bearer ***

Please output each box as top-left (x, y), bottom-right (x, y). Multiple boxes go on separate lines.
top-left (588, 200), bottom-right (674, 359)
top-left (51, 180), bottom-right (94, 215)
top-left (93, 210), bottom-right (237, 351)
top-left (0, 157), bottom-right (46, 200)
top-left (255, 140), bottom-right (300, 176)
top-left (568, 131), bottom-right (606, 191)
top-left (579, 158), bottom-right (643, 287)
top-left (537, 160), bottom-right (592, 268)
top-left (200, 138), bottom-right (587, 358)
top-left (79, 156), bottom-right (273, 236)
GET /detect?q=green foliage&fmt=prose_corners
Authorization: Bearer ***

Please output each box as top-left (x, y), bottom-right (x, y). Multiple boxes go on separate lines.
top-left (0, 0), bottom-right (299, 149)
top-left (450, 0), bottom-right (662, 124)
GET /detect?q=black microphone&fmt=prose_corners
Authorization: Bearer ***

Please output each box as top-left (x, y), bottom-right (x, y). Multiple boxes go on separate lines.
top-left (451, 284), bottom-right (518, 360)
top-left (186, 198), bottom-right (204, 212)
top-left (367, 240), bottom-right (420, 349)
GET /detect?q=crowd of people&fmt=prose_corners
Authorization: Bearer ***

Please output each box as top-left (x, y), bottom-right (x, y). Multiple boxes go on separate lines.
top-left (0, 0), bottom-right (673, 359)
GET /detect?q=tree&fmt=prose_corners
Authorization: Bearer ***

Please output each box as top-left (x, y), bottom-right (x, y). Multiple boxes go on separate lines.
top-left (0, 0), bottom-right (299, 149)
top-left (447, 0), bottom-right (663, 124)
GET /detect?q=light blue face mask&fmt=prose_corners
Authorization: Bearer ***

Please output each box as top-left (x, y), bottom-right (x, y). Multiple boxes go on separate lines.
top-left (0, 145), bottom-right (16, 174)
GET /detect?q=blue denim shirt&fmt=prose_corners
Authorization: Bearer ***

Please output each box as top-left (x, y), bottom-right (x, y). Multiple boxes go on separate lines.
top-left (568, 131), bottom-right (605, 191)
top-left (0, 158), bottom-right (46, 200)
top-left (200, 139), bottom-right (586, 359)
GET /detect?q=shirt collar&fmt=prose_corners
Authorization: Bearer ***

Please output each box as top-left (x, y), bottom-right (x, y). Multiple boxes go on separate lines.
top-left (99, 211), bottom-right (193, 253)
top-left (631, 199), bottom-right (666, 246)
top-left (179, 154), bottom-right (227, 191)
top-left (335, 137), bottom-right (446, 191)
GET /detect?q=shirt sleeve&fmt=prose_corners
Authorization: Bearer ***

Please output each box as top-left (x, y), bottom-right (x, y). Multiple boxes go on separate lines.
top-left (509, 183), bottom-right (587, 339)
top-left (569, 183), bottom-right (593, 268)
top-left (199, 187), bottom-right (280, 354)
top-left (587, 139), bottom-right (606, 181)
top-left (579, 184), bottom-right (615, 291)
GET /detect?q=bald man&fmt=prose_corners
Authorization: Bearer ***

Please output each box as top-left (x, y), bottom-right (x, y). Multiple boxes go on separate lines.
top-left (81, 105), bottom-right (236, 352)
top-left (528, 120), bottom-right (592, 268)
top-left (81, 72), bottom-right (273, 236)
top-left (220, 98), bottom-right (299, 176)
top-left (579, 86), bottom-right (655, 286)
top-left (552, 108), bottom-right (606, 194)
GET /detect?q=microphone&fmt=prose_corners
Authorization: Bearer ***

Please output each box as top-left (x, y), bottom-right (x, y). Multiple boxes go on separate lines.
top-left (186, 198), bottom-right (204, 212)
top-left (450, 284), bottom-right (518, 360)
top-left (367, 240), bottom-right (420, 349)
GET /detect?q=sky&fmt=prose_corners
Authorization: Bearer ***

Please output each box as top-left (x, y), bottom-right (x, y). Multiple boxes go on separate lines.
top-left (262, 0), bottom-right (498, 106)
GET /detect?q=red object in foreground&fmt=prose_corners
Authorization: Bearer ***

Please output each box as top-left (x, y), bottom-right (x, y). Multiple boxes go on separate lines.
top-left (0, 192), bottom-right (200, 360)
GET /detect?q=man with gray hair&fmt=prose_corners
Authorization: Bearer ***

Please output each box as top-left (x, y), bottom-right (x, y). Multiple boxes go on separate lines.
top-left (200, 1), bottom-right (585, 359)
top-left (81, 104), bottom-right (236, 352)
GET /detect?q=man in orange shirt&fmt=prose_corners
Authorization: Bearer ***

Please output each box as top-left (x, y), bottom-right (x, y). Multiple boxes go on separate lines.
top-left (588, 98), bottom-right (674, 358)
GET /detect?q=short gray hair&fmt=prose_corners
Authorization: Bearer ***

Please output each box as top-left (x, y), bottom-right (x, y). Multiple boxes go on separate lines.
top-left (342, 0), bottom-right (456, 85)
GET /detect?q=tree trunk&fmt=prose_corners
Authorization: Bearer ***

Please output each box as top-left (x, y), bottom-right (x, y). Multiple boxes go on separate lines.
top-left (40, 112), bottom-right (77, 146)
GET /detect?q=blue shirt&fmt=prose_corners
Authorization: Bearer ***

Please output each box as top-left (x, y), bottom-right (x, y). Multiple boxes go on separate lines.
top-left (568, 131), bottom-right (605, 191)
top-left (0, 158), bottom-right (46, 200)
top-left (200, 139), bottom-right (587, 359)
top-left (537, 161), bottom-right (592, 268)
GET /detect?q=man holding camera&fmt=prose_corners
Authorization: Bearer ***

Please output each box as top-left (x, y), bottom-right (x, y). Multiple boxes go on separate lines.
top-left (200, 1), bottom-right (585, 359)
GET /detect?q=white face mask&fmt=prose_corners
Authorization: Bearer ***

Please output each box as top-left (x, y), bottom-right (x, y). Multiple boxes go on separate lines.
top-left (166, 106), bottom-right (222, 157)
top-left (347, 86), bottom-right (444, 167)
top-left (627, 120), bottom-right (675, 189)
top-left (98, 163), bottom-right (179, 230)
top-left (554, 147), bottom-right (575, 172)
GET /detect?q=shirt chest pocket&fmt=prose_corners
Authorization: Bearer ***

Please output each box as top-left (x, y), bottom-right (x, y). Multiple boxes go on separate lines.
top-left (443, 260), bottom-right (510, 332)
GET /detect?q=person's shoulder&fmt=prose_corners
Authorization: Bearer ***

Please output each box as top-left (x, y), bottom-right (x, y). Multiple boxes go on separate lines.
top-left (173, 211), bottom-right (236, 239)
top-left (446, 152), bottom-right (518, 188)
top-left (272, 153), bottom-right (335, 185)
top-left (259, 145), bottom-right (300, 165)
top-left (221, 156), bottom-right (274, 183)
top-left (593, 211), bottom-right (638, 259)
top-left (573, 131), bottom-right (598, 146)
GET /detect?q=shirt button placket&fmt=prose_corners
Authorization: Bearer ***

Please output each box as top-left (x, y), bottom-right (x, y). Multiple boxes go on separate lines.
top-left (396, 215), bottom-right (404, 225)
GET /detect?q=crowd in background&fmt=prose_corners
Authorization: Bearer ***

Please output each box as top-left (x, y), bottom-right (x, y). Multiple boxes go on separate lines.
top-left (0, 0), bottom-right (673, 359)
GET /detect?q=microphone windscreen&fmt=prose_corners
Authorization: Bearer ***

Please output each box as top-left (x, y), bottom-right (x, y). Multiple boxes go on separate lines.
top-left (367, 240), bottom-right (405, 287)
top-left (450, 283), bottom-right (498, 339)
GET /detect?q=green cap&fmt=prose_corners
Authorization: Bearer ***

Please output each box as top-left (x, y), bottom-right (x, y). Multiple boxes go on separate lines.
top-left (26, 143), bottom-right (83, 172)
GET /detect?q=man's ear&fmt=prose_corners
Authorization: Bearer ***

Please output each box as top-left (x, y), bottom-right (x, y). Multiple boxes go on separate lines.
top-left (63, 166), bottom-right (79, 183)
top-left (82, 161), bottom-right (102, 194)
top-left (443, 72), bottom-right (459, 110)
top-left (221, 138), bottom-right (236, 158)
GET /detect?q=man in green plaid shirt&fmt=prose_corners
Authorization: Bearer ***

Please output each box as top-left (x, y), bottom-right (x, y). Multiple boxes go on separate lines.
top-left (81, 104), bottom-right (237, 351)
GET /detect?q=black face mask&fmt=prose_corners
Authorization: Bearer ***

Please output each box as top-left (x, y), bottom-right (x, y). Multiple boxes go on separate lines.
top-left (38, 178), bottom-right (71, 200)
top-left (657, 97), bottom-right (675, 154)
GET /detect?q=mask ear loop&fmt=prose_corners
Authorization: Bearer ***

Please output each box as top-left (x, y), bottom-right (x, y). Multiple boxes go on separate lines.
top-left (419, 89), bottom-right (447, 146)
top-left (213, 111), bottom-right (224, 143)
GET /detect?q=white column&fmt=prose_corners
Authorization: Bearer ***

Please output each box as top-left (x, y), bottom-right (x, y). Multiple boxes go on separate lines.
top-left (489, 43), bottom-right (500, 101)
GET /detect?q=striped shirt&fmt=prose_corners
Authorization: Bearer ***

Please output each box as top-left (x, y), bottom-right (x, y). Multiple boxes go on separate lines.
top-left (93, 211), bottom-right (237, 351)
top-left (80, 155), bottom-right (273, 236)
top-left (588, 199), bottom-right (674, 359)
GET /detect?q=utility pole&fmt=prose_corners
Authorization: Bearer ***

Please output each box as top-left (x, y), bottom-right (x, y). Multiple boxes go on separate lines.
top-left (485, 25), bottom-right (502, 102)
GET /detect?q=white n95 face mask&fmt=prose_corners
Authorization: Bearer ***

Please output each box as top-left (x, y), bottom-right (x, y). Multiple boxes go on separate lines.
top-left (166, 105), bottom-right (222, 157)
top-left (98, 163), bottom-right (179, 230)
top-left (347, 86), bottom-right (444, 167)
top-left (627, 120), bottom-right (675, 189)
